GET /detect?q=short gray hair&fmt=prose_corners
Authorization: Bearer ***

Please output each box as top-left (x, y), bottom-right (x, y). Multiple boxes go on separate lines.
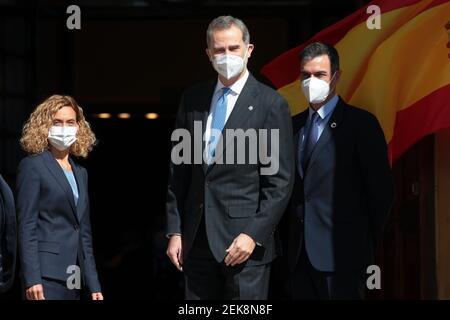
top-left (206, 15), bottom-right (250, 48)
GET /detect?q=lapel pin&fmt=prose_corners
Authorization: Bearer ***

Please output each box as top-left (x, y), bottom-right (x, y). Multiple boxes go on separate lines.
top-left (248, 106), bottom-right (254, 111)
top-left (330, 122), bottom-right (337, 128)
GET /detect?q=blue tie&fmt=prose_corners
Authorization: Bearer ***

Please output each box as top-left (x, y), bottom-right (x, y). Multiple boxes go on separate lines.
top-left (208, 87), bottom-right (231, 164)
top-left (301, 111), bottom-right (320, 170)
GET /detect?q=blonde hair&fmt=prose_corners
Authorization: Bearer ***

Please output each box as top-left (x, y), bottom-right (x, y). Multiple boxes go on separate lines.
top-left (20, 95), bottom-right (97, 158)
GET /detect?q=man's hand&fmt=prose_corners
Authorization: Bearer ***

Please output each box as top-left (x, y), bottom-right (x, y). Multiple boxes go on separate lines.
top-left (92, 292), bottom-right (104, 300)
top-left (224, 233), bottom-right (256, 267)
top-left (25, 284), bottom-right (45, 300)
top-left (166, 234), bottom-right (183, 271)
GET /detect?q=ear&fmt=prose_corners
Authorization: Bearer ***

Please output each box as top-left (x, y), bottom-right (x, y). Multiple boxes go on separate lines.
top-left (246, 43), bottom-right (254, 58)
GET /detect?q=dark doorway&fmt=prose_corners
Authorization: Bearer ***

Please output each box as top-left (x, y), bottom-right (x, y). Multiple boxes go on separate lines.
top-left (369, 135), bottom-right (437, 299)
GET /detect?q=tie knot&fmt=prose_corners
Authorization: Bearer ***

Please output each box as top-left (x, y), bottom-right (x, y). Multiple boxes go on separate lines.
top-left (222, 87), bottom-right (231, 96)
top-left (311, 111), bottom-right (320, 123)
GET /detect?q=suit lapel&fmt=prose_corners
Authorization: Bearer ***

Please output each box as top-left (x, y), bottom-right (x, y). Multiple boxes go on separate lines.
top-left (306, 97), bottom-right (345, 173)
top-left (70, 158), bottom-right (85, 221)
top-left (206, 74), bottom-right (259, 173)
top-left (200, 79), bottom-right (218, 174)
top-left (292, 111), bottom-right (308, 179)
top-left (295, 127), bottom-right (304, 179)
top-left (43, 151), bottom-right (79, 224)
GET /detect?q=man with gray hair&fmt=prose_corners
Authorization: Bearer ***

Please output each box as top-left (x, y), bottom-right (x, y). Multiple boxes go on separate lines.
top-left (166, 16), bottom-right (294, 299)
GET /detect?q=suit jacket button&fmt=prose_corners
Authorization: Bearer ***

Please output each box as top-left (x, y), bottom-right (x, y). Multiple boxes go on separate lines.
top-left (300, 219), bottom-right (304, 223)
top-left (199, 204), bottom-right (203, 210)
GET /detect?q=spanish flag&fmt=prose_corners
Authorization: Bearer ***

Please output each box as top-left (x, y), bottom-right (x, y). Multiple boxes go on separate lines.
top-left (261, 0), bottom-right (450, 162)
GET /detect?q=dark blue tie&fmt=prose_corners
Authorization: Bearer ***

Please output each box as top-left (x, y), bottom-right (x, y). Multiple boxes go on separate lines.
top-left (301, 111), bottom-right (320, 171)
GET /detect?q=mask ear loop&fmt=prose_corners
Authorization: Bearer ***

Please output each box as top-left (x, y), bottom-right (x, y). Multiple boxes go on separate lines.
top-left (243, 45), bottom-right (249, 60)
top-left (325, 71), bottom-right (333, 84)
top-left (241, 45), bottom-right (249, 72)
top-left (328, 71), bottom-right (338, 95)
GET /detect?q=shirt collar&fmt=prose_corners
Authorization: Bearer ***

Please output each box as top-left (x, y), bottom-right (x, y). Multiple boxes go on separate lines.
top-left (308, 94), bottom-right (339, 120)
top-left (215, 69), bottom-right (249, 95)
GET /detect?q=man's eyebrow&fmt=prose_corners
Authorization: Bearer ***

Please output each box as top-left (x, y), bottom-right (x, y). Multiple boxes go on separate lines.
top-left (213, 44), bottom-right (241, 50)
top-left (301, 70), bottom-right (328, 75)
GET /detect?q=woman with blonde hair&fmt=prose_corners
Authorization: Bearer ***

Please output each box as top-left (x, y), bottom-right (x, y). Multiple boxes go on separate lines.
top-left (16, 95), bottom-right (103, 300)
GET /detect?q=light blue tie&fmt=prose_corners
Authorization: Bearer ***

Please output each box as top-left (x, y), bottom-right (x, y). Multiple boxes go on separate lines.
top-left (208, 87), bottom-right (231, 164)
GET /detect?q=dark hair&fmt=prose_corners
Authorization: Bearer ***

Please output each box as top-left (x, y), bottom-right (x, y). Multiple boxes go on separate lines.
top-left (299, 42), bottom-right (340, 75)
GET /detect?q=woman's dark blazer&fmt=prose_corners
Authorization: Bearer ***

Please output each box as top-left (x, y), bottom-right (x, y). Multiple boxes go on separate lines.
top-left (16, 150), bottom-right (101, 292)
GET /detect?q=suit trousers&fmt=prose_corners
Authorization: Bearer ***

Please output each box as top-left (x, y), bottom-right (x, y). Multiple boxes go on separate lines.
top-left (291, 242), bottom-right (365, 300)
top-left (183, 216), bottom-right (271, 300)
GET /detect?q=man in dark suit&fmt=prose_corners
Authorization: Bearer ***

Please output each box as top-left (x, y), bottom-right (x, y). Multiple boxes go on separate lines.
top-left (0, 174), bottom-right (16, 294)
top-left (288, 42), bottom-right (394, 299)
top-left (166, 15), bottom-right (294, 299)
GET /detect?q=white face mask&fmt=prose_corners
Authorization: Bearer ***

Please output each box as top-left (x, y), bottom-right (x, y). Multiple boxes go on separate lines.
top-left (301, 73), bottom-right (335, 104)
top-left (48, 126), bottom-right (78, 151)
top-left (211, 47), bottom-right (248, 80)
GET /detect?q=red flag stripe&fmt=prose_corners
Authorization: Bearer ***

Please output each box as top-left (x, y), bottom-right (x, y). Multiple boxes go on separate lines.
top-left (389, 84), bottom-right (450, 162)
top-left (261, 0), bottom-right (448, 89)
